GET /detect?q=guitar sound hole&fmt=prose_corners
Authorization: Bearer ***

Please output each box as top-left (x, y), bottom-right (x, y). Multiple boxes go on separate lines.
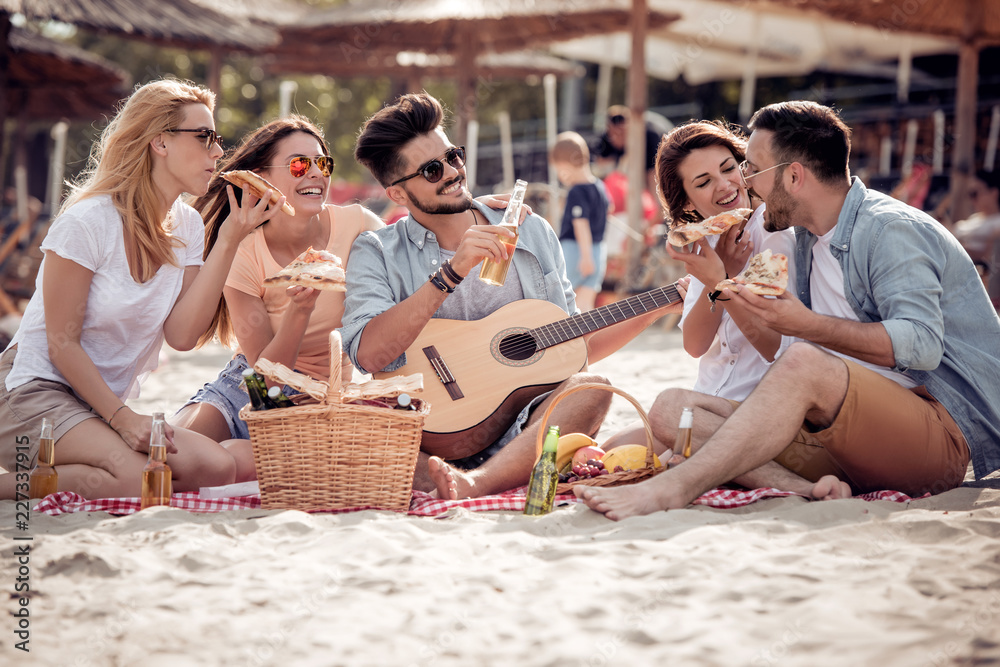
top-left (498, 333), bottom-right (538, 361)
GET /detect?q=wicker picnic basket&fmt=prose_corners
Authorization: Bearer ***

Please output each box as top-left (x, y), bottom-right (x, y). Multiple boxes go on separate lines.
top-left (240, 331), bottom-right (428, 511)
top-left (533, 383), bottom-right (665, 494)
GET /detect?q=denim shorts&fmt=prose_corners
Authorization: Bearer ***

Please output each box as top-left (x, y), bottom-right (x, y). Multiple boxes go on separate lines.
top-left (448, 390), bottom-right (552, 470)
top-left (560, 239), bottom-right (607, 291)
top-left (177, 354), bottom-right (252, 441)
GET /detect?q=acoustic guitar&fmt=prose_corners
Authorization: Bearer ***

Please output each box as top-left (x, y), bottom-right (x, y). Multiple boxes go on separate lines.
top-left (373, 282), bottom-right (682, 460)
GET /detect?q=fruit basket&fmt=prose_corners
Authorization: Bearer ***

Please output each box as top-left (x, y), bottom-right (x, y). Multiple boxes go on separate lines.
top-left (240, 331), bottom-right (428, 511)
top-left (532, 383), bottom-right (664, 494)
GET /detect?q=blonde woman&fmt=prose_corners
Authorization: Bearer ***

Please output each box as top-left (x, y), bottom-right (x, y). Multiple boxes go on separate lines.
top-left (0, 79), bottom-right (272, 500)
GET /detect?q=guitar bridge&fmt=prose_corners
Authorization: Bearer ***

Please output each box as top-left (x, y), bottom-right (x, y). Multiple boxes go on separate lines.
top-left (422, 345), bottom-right (464, 401)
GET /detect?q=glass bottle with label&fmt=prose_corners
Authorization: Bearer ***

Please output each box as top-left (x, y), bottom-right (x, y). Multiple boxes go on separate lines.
top-left (140, 412), bottom-right (173, 509)
top-left (524, 425), bottom-right (560, 516)
top-left (28, 417), bottom-right (58, 499)
top-left (479, 179), bottom-right (528, 286)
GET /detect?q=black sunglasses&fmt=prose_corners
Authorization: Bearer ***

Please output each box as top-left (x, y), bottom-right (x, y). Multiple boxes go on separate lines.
top-left (165, 128), bottom-right (223, 150)
top-left (391, 146), bottom-right (466, 186)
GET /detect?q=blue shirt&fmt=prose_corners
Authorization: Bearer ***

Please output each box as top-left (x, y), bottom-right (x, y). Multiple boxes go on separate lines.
top-left (558, 181), bottom-right (609, 244)
top-left (341, 201), bottom-right (578, 374)
top-left (794, 178), bottom-right (1000, 479)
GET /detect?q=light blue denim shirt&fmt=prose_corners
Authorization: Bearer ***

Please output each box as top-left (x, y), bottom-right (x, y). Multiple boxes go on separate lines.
top-left (341, 200), bottom-right (578, 374)
top-left (794, 177), bottom-right (1000, 479)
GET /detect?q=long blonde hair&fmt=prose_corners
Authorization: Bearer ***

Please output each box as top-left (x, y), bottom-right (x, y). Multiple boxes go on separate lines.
top-left (61, 79), bottom-right (216, 283)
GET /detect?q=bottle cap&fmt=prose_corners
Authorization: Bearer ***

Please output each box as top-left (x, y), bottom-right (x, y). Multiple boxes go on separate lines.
top-left (679, 407), bottom-right (693, 429)
top-left (267, 386), bottom-right (282, 399)
top-left (397, 393), bottom-right (412, 407)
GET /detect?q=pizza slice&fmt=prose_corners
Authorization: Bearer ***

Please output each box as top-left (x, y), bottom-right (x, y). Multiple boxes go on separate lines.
top-left (263, 246), bottom-right (347, 291)
top-left (714, 249), bottom-right (788, 296)
top-left (221, 170), bottom-right (295, 216)
top-left (667, 208), bottom-right (753, 247)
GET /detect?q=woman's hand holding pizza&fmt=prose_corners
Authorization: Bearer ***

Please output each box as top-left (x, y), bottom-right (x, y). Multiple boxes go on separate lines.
top-left (666, 237), bottom-right (727, 289)
top-left (216, 185), bottom-right (286, 248)
top-left (715, 224), bottom-right (754, 279)
top-left (286, 284), bottom-right (320, 315)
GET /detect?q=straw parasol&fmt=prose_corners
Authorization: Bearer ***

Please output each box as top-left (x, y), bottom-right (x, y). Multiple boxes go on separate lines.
top-left (272, 0), bottom-right (680, 138)
top-left (715, 0), bottom-right (1000, 221)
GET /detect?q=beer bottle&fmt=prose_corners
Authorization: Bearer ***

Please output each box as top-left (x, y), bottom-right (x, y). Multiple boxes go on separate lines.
top-left (395, 393), bottom-right (416, 410)
top-left (242, 368), bottom-right (269, 411)
top-left (479, 179), bottom-right (528, 286)
top-left (676, 407), bottom-right (694, 458)
top-left (266, 385), bottom-right (295, 409)
top-left (140, 412), bottom-right (172, 510)
top-left (28, 417), bottom-right (58, 499)
top-left (524, 425), bottom-right (560, 516)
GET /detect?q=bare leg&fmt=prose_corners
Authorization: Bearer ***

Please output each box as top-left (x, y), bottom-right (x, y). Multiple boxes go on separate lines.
top-left (577, 344), bottom-right (851, 520)
top-left (172, 402), bottom-right (233, 443)
top-left (0, 417), bottom-right (238, 499)
top-left (222, 439), bottom-right (257, 483)
top-left (425, 373), bottom-right (613, 499)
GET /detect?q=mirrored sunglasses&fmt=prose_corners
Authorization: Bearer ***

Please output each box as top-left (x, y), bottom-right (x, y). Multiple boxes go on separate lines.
top-left (264, 156), bottom-right (334, 178)
top-left (391, 146), bottom-right (466, 186)
top-left (165, 128), bottom-right (223, 150)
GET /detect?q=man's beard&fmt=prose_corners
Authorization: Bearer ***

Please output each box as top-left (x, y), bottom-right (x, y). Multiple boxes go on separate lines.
top-left (763, 177), bottom-right (796, 233)
top-left (404, 176), bottom-right (474, 216)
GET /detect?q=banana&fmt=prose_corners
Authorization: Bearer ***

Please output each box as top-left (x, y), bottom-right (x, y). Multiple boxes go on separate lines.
top-left (602, 444), bottom-right (662, 472)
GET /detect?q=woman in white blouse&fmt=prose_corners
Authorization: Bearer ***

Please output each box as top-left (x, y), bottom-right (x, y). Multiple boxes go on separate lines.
top-left (0, 79), bottom-right (273, 499)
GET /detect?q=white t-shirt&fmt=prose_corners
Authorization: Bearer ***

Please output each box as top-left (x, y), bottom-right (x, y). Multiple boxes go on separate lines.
top-left (680, 206), bottom-right (796, 401)
top-left (5, 195), bottom-right (205, 399)
top-left (809, 226), bottom-right (917, 389)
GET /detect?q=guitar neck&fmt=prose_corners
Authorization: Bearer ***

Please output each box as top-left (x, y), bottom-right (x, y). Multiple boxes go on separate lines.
top-left (531, 283), bottom-right (682, 349)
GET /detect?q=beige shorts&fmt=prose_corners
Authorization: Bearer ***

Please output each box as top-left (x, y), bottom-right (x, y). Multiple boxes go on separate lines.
top-left (0, 345), bottom-right (100, 471)
top-left (767, 359), bottom-right (969, 496)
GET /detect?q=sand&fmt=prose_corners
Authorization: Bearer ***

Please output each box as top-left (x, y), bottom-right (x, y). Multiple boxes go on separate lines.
top-left (2, 327), bottom-right (999, 666)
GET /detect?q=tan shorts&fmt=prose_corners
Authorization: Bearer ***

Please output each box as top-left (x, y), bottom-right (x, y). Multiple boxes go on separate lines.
top-left (767, 358), bottom-right (969, 496)
top-left (0, 345), bottom-right (101, 471)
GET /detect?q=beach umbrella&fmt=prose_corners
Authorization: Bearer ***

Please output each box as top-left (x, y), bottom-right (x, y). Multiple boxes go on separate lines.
top-left (552, 0), bottom-right (956, 123)
top-left (270, 0), bottom-right (680, 141)
top-left (710, 0), bottom-right (1000, 222)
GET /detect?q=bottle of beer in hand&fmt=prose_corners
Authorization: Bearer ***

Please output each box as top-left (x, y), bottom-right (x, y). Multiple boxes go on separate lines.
top-left (28, 417), bottom-right (58, 499)
top-left (524, 425), bottom-right (560, 516)
top-left (140, 412), bottom-right (172, 510)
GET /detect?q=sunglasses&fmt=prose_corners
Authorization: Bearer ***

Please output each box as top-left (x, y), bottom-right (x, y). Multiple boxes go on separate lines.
top-left (263, 155), bottom-right (335, 178)
top-left (391, 146), bottom-right (466, 186)
top-left (165, 128), bottom-right (223, 150)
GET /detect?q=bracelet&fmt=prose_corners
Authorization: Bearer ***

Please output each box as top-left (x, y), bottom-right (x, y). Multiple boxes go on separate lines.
top-left (441, 260), bottom-right (464, 285)
top-left (707, 274), bottom-right (729, 312)
top-left (107, 404), bottom-right (128, 426)
top-left (428, 269), bottom-right (455, 293)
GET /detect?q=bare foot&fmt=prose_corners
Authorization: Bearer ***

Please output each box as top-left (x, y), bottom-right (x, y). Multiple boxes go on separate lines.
top-left (426, 457), bottom-right (477, 500)
top-left (810, 474), bottom-right (852, 501)
top-left (573, 476), bottom-right (689, 521)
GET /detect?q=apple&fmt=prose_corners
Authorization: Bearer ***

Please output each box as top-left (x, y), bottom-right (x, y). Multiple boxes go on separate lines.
top-left (572, 445), bottom-right (606, 466)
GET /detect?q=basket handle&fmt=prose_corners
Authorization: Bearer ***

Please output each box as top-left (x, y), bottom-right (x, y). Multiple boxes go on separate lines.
top-left (325, 330), bottom-right (343, 406)
top-left (534, 382), bottom-right (656, 469)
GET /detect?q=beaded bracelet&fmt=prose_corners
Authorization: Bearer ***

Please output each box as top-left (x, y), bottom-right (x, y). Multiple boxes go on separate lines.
top-left (428, 269), bottom-right (455, 293)
top-left (107, 404), bottom-right (128, 427)
top-left (441, 260), bottom-right (464, 285)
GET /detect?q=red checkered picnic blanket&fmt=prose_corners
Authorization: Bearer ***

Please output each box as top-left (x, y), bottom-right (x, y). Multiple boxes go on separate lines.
top-left (32, 486), bottom-right (918, 517)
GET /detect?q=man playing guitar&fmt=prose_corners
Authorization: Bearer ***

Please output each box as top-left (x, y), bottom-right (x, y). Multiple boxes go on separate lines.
top-left (345, 93), bottom-right (681, 499)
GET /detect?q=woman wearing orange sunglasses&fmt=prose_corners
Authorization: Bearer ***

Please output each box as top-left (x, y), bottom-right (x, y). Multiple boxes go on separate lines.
top-left (173, 116), bottom-right (383, 476)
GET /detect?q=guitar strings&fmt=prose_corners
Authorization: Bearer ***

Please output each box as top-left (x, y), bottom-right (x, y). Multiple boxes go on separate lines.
top-left (498, 286), bottom-right (681, 356)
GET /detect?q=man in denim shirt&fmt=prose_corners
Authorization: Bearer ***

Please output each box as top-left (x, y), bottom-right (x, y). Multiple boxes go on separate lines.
top-left (344, 93), bottom-right (677, 500)
top-left (579, 101), bottom-right (1000, 520)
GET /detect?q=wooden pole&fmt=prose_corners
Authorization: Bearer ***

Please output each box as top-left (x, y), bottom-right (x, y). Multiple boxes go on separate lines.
top-left (949, 0), bottom-right (981, 225)
top-left (0, 14), bottom-right (11, 195)
top-left (626, 0), bottom-right (648, 292)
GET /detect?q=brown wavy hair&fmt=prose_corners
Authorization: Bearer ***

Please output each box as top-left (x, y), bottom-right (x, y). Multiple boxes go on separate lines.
top-left (654, 121), bottom-right (747, 227)
top-left (192, 115), bottom-right (329, 348)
